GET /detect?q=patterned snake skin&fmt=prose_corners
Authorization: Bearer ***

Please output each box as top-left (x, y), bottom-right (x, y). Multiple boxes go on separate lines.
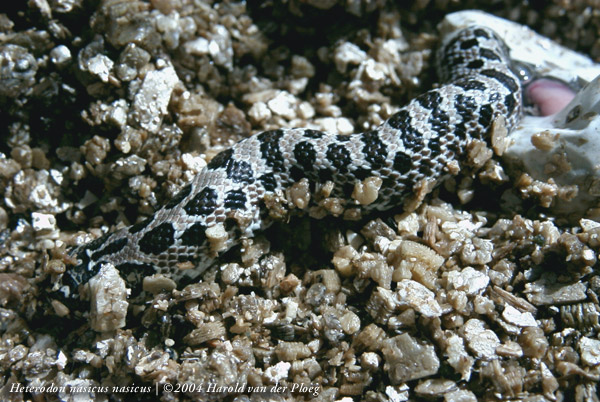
top-left (56, 26), bottom-right (522, 304)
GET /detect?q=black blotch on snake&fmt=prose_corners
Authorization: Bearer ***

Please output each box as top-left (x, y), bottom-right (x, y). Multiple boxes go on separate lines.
top-left (257, 129), bottom-right (285, 171)
top-left (138, 223), bottom-right (176, 255)
top-left (224, 189), bottom-right (247, 210)
top-left (179, 223), bottom-right (207, 247)
top-left (183, 187), bottom-right (219, 216)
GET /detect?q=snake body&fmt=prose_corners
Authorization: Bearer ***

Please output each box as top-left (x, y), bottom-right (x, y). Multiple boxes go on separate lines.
top-left (57, 26), bottom-right (522, 304)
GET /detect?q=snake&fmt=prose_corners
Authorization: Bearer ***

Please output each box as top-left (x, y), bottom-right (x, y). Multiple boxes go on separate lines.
top-left (53, 26), bottom-right (522, 307)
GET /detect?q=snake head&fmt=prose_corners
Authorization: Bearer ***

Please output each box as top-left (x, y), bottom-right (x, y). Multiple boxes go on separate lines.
top-left (42, 239), bottom-right (105, 316)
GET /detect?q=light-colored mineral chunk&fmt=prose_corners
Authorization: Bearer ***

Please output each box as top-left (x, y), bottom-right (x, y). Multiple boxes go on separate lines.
top-left (460, 238), bottom-right (493, 265)
top-left (524, 274), bottom-right (587, 305)
top-left (396, 280), bottom-right (442, 318)
top-left (275, 342), bottom-right (312, 361)
top-left (352, 177), bottom-right (382, 205)
top-left (446, 267), bottom-right (489, 295)
top-left (50, 44), bottom-right (71, 66)
top-left (134, 350), bottom-right (171, 381)
top-left (579, 337), bottom-right (600, 366)
top-left (385, 385), bottom-right (409, 402)
top-left (267, 91), bottom-right (297, 119)
top-left (31, 212), bottom-right (57, 233)
top-left (87, 54), bottom-right (113, 82)
top-left (462, 319), bottom-right (500, 360)
top-left (205, 223), bottom-right (229, 254)
top-left (445, 334), bottom-right (474, 381)
top-left (89, 263), bottom-right (129, 332)
top-left (444, 389), bottom-right (478, 402)
top-left (389, 241), bottom-right (444, 288)
top-left (264, 361), bottom-right (291, 383)
top-left (383, 333), bottom-right (440, 383)
top-left (501, 305), bottom-right (537, 327)
top-left (340, 310), bottom-right (361, 335)
top-left (183, 322), bottom-right (226, 346)
top-left (131, 62), bottom-right (179, 133)
top-left (334, 42), bottom-right (367, 73)
top-left (414, 379), bottom-right (457, 397)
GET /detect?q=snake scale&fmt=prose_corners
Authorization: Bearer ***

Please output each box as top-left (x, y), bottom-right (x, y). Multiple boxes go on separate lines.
top-left (55, 26), bottom-right (522, 306)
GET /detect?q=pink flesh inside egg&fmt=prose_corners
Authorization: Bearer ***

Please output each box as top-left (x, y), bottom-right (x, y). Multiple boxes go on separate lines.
top-left (526, 78), bottom-right (576, 116)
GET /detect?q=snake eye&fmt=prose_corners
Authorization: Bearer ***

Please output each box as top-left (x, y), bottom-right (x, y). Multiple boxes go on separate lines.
top-left (511, 60), bottom-right (537, 84)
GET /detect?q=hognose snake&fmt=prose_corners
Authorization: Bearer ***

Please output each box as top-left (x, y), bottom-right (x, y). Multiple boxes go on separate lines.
top-left (54, 26), bottom-right (523, 307)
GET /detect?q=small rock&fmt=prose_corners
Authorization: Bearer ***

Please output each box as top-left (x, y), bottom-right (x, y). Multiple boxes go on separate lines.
top-left (89, 264), bottom-right (129, 332)
top-left (334, 42), bottom-right (367, 73)
top-left (444, 389), bottom-right (478, 402)
top-left (0, 44), bottom-right (37, 97)
top-left (446, 267), bottom-right (490, 296)
top-left (524, 274), bottom-right (587, 305)
top-left (396, 279), bottom-right (442, 318)
top-left (131, 62), bottom-right (179, 133)
top-left (50, 45), bottom-right (72, 67)
top-left (31, 212), bottom-right (57, 233)
top-left (579, 336), bottom-right (600, 366)
top-left (383, 333), bottom-right (440, 383)
top-left (501, 305), bottom-right (537, 328)
top-left (462, 319), bottom-right (500, 360)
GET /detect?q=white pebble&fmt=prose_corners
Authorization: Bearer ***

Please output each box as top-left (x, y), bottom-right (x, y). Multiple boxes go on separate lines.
top-left (267, 91), bottom-right (297, 119)
top-left (334, 42), bottom-right (367, 73)
top-left (31, 212), bottom-right (57, 232)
